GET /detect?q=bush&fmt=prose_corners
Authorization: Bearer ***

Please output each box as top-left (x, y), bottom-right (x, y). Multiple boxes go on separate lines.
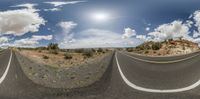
top-left (49, 50), bottom-right (58, 54)
top-left (145, 50), bottom-right (149, 54)
top-left (64, 53), bottom-right (72, 59)
top-left (82, 51), bottom-right (93, 58)
top-left (126, 48), bottom-right (133, 52)
top-left (43, 55), bottom-right (49, 59)
top-left (75, 49), bottom-right (84, 53)
top-left (48, 43), bottom-right (59, 50)
top-left (152, 42), bottom-right (161, 50)
top-left (97, 48), bottom-right (103, 52)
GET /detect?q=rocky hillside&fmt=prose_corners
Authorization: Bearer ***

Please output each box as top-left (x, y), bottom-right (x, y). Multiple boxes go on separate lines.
top-left (131, 39), bottom-right (199, 56)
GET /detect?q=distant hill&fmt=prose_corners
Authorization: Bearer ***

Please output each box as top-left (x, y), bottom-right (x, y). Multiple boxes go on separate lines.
top-left (129, 39), bottom-right (199, 56)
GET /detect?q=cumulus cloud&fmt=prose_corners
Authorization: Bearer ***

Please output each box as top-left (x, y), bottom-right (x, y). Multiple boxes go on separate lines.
top-left (147, 20), bottom-right (190, 42)
top-left (0, 8), bottom-right (45, 36)
top-left (122, 28), bottom-right (137, 39)
top-left (14, 35), bottom-right (52, 47)
top-left (193, 31), bottom-right (200, 38)
top-left (58, 21), bottom-right (77, 33)
top-left (44, 1), bottom-right (86, 7)
top-left (56, 21), bottom-right (78, 46)
top-left (136, 35), bottom-right (147, 41)
top-left (193, 10), bottom-right (200, 32)
top-left (0, 36), bottom-right (9, 43)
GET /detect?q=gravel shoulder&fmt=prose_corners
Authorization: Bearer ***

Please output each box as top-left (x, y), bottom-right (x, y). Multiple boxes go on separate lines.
top-left (15, 51), bottom-right (114, 89)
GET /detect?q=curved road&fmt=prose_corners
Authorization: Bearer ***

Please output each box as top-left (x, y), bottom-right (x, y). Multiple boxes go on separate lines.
top-left (0, 50), bottom-right (200, 98)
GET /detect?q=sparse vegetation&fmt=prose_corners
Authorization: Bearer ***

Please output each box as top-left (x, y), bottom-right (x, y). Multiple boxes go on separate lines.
top-left (48, 43), bottom-right (59, 50)
top-left (152, 42), bottom-right (162, 50)
top-left (64, 53), bottom-right (72, 59)
top-left (82, 50), bottom-right (93, 58)
top-left (126, 48), bottom-right (134, 52)
top-left (133, 39), bottom-right (199, 56)
top-left (49, 50), bottom-right (59, 54)
top-left (48, 43), bottom-right (59, 54)
top-left (17, 45), bottom-right (111, 68)
top-left (43, 55), bottom-right (49, 59)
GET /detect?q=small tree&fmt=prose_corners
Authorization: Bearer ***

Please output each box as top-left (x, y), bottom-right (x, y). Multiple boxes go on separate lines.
top-left (64, 53), bottom-right (72, 59)
top-left (97, 48), bottom-right (103, 52)
top-left (48, 43), bottom-right (59, 50)
top-left (48, 43), bottom-right (59, 54)
top-left (152, 42), bottom-right (161, 50)
top-left (82, 50), bottom-right (93, 58)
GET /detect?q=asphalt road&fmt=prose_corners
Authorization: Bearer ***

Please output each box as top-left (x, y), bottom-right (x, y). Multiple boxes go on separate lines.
top-left (0, 50), bottom-right (200, 99)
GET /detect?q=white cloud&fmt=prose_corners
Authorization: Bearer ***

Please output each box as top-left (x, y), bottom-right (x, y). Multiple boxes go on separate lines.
top-left (58, 21), bottom-right (77, 33)
top-left (146, 27), bottom-right (150, 31)
top-left (186, 20), bottom-right (193, 28)
top-left (14, 35), bottom-right (52, 47)
top-left (59, 29), bottom-right (141, 48)
top-left (136, 35), bottom-right (147, 41)
top-left (193, 31), bottom-right (200, 38)
top-left (122, 28), bottom-right (137, 39)
top-left (44, 8), bottom-right (61, 12)
top-left (31, 35), bottom-right (53, 41)
top-left (0, 8), bottom-right (45, 36)
top-left (147, 20), bottom-right (190, 42)
top-left (11, 3), bottom-right (37, 9)
top-left (56, 21), bottom-right (77, 42)
top-left (0, 36), bottom-right (9, 43)
top-left (44, 1), bottom-right (86, 7)
top-left (193, 10), bottom-right (200, 32)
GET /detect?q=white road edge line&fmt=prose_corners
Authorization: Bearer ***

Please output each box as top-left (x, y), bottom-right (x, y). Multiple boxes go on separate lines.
top-left (0, 50), bottom-right (12, 84)
top-left (115, 52), bottom-right (200, 93)
top-left (120, 52), bottom-right (200, 64)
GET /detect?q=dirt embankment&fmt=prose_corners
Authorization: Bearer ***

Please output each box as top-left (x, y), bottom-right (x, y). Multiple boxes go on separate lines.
top-left (15, 51), bottom-right (114, 89)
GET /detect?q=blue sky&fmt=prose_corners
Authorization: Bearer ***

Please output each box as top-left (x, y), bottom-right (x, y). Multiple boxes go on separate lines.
top-left (1, 0), bottom-right (200, 48)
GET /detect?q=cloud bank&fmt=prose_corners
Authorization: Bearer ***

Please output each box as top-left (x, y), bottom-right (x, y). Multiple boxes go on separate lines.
top-left (14, 35), bottom-right (52, 47)
top-left (0, 8), bottom-right (45, 36)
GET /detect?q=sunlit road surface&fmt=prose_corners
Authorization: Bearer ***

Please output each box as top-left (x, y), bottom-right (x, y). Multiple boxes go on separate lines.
top-left (0, 49), bottom-right (200, 99)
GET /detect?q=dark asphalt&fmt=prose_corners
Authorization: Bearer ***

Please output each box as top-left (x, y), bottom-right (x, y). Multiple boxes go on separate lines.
top-left (124, 51), bottom-right (200, 62)
top-left (0, 50), bottom-right (200, 99)
top-left (0, 50), bottom-right (11, 78)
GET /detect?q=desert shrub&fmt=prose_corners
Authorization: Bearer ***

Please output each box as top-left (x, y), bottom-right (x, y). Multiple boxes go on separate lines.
top-left (91, 48), bottom-right (96, 53)
top-left (75, 49), bottom-right (84, 53)
top-left (18, 48), bottom-right (21, 51)
top-left (48, 43), bottom-right (59, 50)
top-left (82, 51), bottom-right (93, 58)
top-left (97, 48), bottom-right (103, 52)
top-left (126, 48), bottom-right (133, 52)
top-left (152, 42), bottom-right (161, 50)
top-left (145, 50), bottom-right (149, 54)
top-left (183, 47), bottom-right (186, 50)
top-left (64, 53), bottom-right (72, 59)
top-left (43, 55), bottom-right (49, 59)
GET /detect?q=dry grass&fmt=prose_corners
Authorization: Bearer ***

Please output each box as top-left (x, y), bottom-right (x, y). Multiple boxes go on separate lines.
top-left (19, 49), bottom-right (107, 68)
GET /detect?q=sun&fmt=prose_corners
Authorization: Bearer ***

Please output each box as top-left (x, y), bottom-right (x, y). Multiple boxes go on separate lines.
top-left (91, 12), bottom-right (110, 22)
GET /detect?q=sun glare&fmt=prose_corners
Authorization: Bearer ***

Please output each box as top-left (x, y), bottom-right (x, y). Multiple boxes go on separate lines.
top-left (91, 12), bottom-right (110, 22)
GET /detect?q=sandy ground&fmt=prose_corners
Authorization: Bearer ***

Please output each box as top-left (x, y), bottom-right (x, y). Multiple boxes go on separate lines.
top-left (19, 50), bottom-right (107, 68)
top-left (15, 50), bottom-right (114, 89)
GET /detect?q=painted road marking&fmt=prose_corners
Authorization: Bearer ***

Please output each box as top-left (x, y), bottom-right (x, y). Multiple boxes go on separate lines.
top-left (115, 53), bottom-right (200, 93)
top-left (0, 51), bottom-right (12, 84)
top-left (120, 52), bottom-right (200, 64)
